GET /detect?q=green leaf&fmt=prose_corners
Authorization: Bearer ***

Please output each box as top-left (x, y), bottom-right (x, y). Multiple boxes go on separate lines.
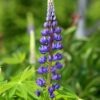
top-left (64, 26), bottom-right (76, 35)
top-left (0, 82), bottom-right (17, 94)
top-left (2, 52), bottom-right (26, 65)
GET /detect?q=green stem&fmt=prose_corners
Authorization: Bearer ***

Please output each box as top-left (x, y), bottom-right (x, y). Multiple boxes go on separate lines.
top-left (47, 61), bottom-right (52, 86)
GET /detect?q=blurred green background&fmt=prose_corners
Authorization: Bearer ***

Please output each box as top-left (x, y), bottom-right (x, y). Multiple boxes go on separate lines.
top-left (0, 0), bottom-right (100, 100)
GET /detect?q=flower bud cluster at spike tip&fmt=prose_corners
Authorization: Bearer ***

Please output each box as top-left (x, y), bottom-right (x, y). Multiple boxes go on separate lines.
top-left (36, 0), bottom-right (63, 98)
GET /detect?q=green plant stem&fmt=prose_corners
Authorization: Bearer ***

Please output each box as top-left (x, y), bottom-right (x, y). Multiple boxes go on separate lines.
top-left (47, 61), bottom-right (52, 86)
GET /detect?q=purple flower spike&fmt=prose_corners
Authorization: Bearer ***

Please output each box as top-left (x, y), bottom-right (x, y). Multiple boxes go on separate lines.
top-left (36, 0), bottom-right (63, 98)
top-left (36, 78), bottom-right (46, 87)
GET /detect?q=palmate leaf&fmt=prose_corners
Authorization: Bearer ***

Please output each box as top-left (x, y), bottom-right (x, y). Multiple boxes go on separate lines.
top-left (8, 86), bottom-right (17, 98)
top-left (16, 83), bottom-right (28, 100)
top-left (0, 81), bottom-right (17, 94)
top-left (56, 86), bottom-right (82, 100)
top-left (64, 26), bottom-right (76, 35)
top-left (0, 67), bottom-right (38, 99)
top-left (82, 76), bottom-right (100, 97)
top-left (1, 52), bottom-right (26, 65)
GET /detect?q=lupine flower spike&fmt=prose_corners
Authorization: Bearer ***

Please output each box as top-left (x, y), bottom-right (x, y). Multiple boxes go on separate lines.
top-left (36, 0), bottom-right (63, 98)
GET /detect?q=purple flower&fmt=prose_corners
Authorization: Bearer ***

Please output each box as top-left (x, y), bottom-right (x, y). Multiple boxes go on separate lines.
top-left (36, 78), bottom-right (46, 87)
top-left (52, 43), bottom-right (56, 50)
top-left (40, 37), bottom-right (48, 44)
top-left (46, 16), bottom-right (52, 21)
top-left (54, 34), bottom-right (62, 41)
top-left (41, 29), bottom-right (50, 36)
top-left (52, 83), bottom-right (60, 89)
top-left (55, 62), bottom-right (63, 69)
top-left (49, 29), bottom-right (54, 35)
top-left (55, 42), bottom-right (63, 50)
top-left (48, 87), bottom-right (55, 94)
top-left (38, 66), bottom-right (48, 74)
top-left (39, 45), bottom-right (49, 54)
top-left (44, 22), bottom-right (51, 28)
top-left (47, 36), bottom-right (51, 43)
top-left (51, 66), bottom-right (56, 74)
top-left (38, 56), bottom-right (47, 64)
top-left (50, 93), bottom-right (55, 98)
top-left (52, 21), bottom-right (57, 27)
top-left (55, 27), bottom-right (62, 33)
top-left (52, 74), bottom-right (61, 80)
top-left (48, 55), bottom-right (53, 62)
top-left (53, 53), bottom-right (63, 61)
top-left (35, 90), bottom-right (40, 96)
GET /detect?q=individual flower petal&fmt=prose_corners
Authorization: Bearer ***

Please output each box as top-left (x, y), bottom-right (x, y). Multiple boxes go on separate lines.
top-left (39, 45), bottom-right (49, 54)
top-left (52, 21), bottom-right (57, 27)
top-left (42, 67), bottom-right (48, 73)
top-left (55, 42), bottom-right (63, 50)
top-left (46, 16), bottom-right (52, 21)
top-left (55, 62), bottom-right (63, 69)
top-left (35, 90), bottom-right (40, 96)
top-left (36, 78), bottom-right (46, 87)
top-left (54, 34), bottom-right (62, 41)
top-left (55, 27), bottom-right (62, 34)
top-left (47, 36), bottom-right (51, 43)
top-left (52, 43), bottom-right (56, 50)
top-left (48, 87), bottom-right (55, 94)
top-left (53, 16), bottom-right (56, 21)
top-left (50, 93), bottom-right (55, 98)
top-left (41, 29), bottom-right (50, 36)
top-left (52, 74), bottom-right (61, 80)
top-left (56, 53), bottom-right (63, 60)
top-left (51, 66), bottom-right (56, 74)
top-left (48, 55), bottom-right (53, 62)
top-left (52, 83), bottom-right (60, 89)
top-left (38, 66), bottom-right (48, 74)
top-left (53, 54), bottom-right (58, 61)
top-left (49, 29), bottom-right (54, 35)
top-left (40, 37), bottom-right (48, 44)
top-left (44, 22), bottom-right (51, 28)
top-left (53, 53), bottom-right (63, 61)
top-left (38, 56), bottom-right (47, 64)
